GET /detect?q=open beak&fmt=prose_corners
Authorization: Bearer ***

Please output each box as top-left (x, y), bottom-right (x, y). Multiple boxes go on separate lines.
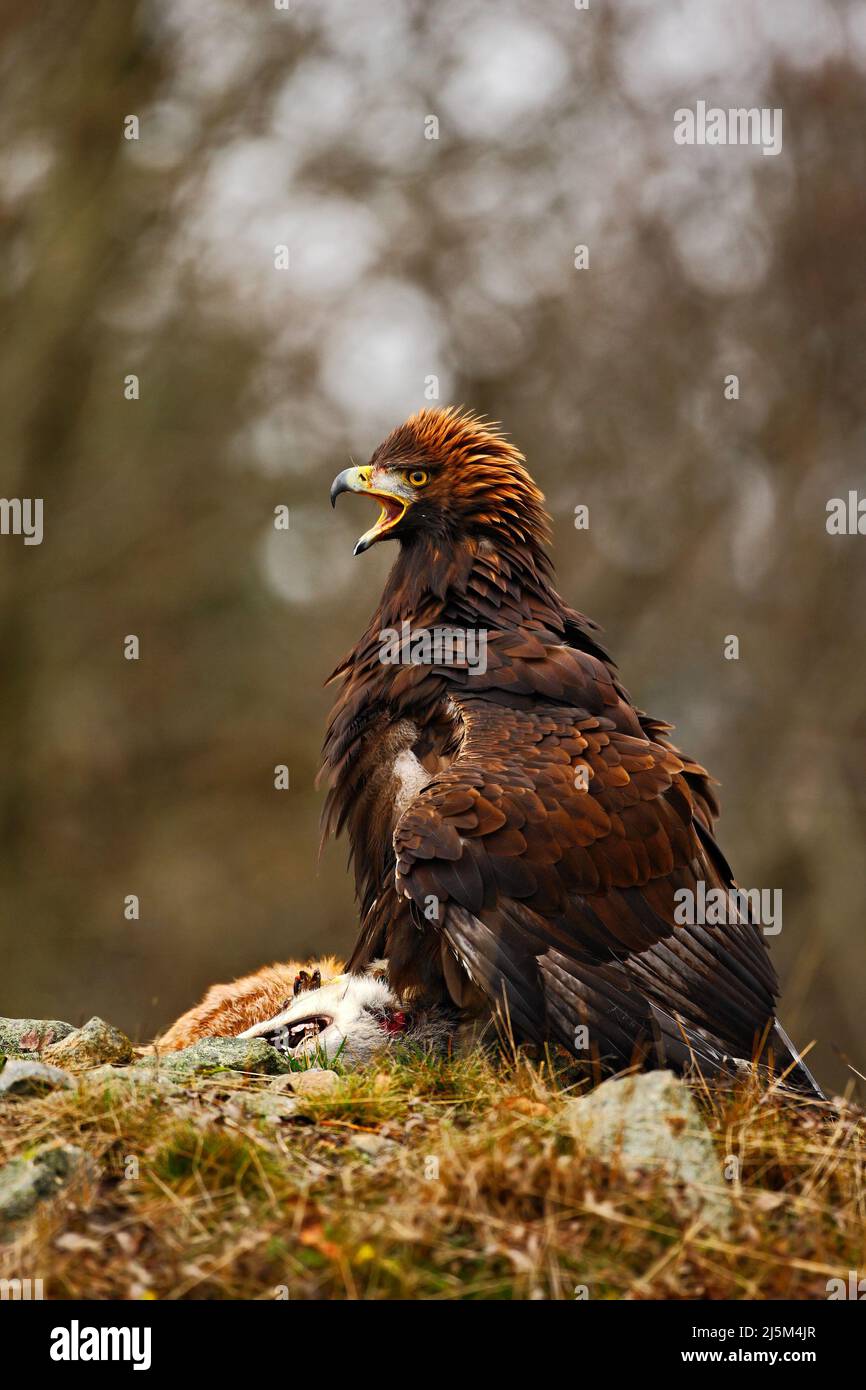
top-left (330, 466), bottom-right (410, 555)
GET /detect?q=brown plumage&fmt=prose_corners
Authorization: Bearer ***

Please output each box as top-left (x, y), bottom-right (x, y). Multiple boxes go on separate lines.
top-left (323, 407), bottom-right (821, 1093)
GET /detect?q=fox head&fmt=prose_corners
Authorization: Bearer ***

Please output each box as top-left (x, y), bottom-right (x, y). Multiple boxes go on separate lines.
top-left (237, 968), bottom-right (404, 1066)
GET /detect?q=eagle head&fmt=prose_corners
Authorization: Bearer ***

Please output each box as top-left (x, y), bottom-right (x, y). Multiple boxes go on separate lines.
top-left (330, 406), bottom-right (552, 556)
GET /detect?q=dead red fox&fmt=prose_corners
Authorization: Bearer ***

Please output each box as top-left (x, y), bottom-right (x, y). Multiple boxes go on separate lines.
top-left (157, 958), bottom-right (460, 1066)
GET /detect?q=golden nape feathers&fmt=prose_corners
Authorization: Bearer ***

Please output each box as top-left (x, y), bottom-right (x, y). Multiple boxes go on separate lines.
top-left (370, 405), bottom-right (553, 549)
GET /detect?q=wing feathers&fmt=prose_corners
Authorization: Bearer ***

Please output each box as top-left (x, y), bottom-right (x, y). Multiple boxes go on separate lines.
top-left (393, 695), bottom-right (779, 1072)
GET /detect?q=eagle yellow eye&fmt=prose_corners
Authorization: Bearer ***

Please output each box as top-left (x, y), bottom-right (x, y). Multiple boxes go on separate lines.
top-left (406, 469), bottom-right (428, 487)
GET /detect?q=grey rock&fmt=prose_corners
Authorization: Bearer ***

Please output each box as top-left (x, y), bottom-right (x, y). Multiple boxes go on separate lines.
top-left (349, 1132), bottom-right (395, 1158)
top-left (566, 1070), bottom-right (733, 1234)
top-left (0, 1144), bottom-right (94, 1230)
top-left (141, 1036), bottom-right (293, 1079)
top-left (0, 1018), bottom-right (76, 1057)
top-left (0, 1058), bottom-right (77, 1097)
top-left (240, 1091), bottom-right (300, 1121)
top-left (83, 1064), bottom-right (182, 1097)
top-left (43, 1017), bottom-right (134, 1070)
top-left (267, 1074), bottom-right (300, 1094)
top-left (289, 1068), bottom-right (341, 1096)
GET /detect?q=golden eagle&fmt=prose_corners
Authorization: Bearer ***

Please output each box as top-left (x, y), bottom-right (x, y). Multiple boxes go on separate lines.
top-left (324, 407), bottom-right (820, 1093)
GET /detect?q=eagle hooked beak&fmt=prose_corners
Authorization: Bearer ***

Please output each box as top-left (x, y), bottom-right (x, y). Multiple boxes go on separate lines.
top-left (330, 465), bottom-right (411, 556)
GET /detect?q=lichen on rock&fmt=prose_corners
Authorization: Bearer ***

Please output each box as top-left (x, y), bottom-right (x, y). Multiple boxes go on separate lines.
top-left (565, 1070), bottom-right (733, 1234)
top-left (43, 1016), bottom-right (134, 1070)
top-left (0, 1018), bottom-right (76, 1057)
top-left (0, 1058), bottom-right (77, 1097)
top-left (0, 1144), bottom-right (95, 1231)
top-left (138, 1035), bottom-right (293, 1079)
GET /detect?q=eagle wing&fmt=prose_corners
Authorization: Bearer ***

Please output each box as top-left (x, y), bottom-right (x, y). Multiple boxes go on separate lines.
top-left (392, 678), bottom-right (778, 1072)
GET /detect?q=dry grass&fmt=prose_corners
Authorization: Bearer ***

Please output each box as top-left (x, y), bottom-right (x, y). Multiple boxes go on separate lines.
top-left (1, 1048), bottom-right (863, 1301)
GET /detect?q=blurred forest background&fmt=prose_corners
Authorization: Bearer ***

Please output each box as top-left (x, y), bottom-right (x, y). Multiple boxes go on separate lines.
top-left (0, 0), bottom-right (864, 1092)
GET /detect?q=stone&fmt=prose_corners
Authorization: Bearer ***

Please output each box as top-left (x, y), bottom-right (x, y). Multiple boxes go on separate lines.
top-left (0, 1144), bottom-right (94, 1230)
top-left (0, 1058), bottom-right (77, 1097)
top-left (288, 1069), bottom-right (341, 1096)
top-left (83, 1064), bottom-right (182, 1097)
top-left (267, 1074), bottom-right (299, 1094)
top-left (43, 1017), bottom-right (134, 1070)
top-left (141, 1036), bottom-right (293, 1079)
top-left (240, 1091), bottom-right (299, 1121)
top-left (349, 1132), bottom-right (395, 1157)
top-left (0, 1018), bottom-right (76, 1056)
top-left (565, 1070), bottom-right (733, 1234)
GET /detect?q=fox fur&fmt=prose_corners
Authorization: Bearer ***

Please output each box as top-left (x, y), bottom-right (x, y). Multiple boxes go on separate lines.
top-left (156, 957), bottom-right (464, 1065)
top-left (157, 957), bottom-right (346, 1052)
